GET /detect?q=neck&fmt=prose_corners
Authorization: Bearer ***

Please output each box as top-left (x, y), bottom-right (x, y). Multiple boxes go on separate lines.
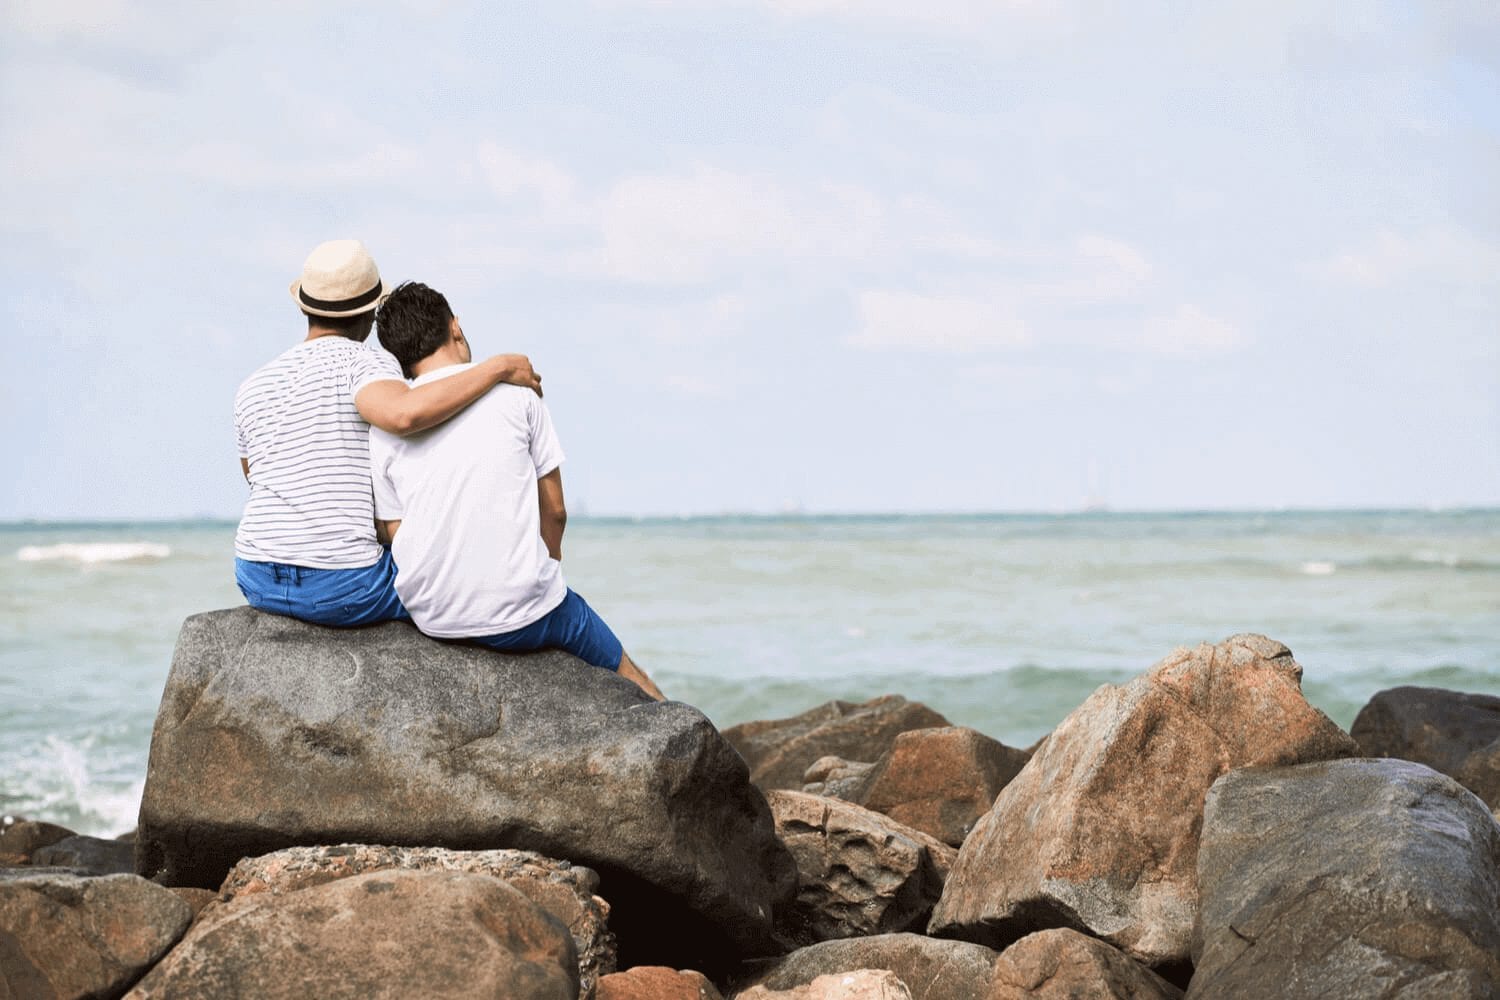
top-left (410, 345), bottom-right (467, 378)
top-left (305, 323), bottom-right (367, 343)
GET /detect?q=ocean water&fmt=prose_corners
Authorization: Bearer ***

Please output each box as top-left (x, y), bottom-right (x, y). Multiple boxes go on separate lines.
top-left (3, 510), bottom-right (1497, 837)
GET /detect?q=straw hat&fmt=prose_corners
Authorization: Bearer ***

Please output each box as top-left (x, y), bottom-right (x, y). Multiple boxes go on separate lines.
top-left (288, 239), bottom-right (389, 317)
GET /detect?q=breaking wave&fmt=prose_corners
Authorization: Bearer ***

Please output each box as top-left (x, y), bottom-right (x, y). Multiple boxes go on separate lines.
top-left (16, 542), bottom-right (172, 564)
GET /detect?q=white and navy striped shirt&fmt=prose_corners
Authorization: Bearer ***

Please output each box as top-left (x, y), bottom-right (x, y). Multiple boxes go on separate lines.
top-left (234, 337), bottom-right (403, 569)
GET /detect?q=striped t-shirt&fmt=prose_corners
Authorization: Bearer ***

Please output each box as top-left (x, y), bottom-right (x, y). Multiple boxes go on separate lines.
top-left (234, 336), bottom-right (403, 569)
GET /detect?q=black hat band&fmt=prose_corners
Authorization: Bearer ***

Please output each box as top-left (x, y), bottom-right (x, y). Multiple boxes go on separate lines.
top-left (298, 280), bottom-right (383, 312)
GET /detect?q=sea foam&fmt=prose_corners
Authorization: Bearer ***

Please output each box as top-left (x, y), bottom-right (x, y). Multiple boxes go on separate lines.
top-left (17, 542), bottom-right (171, 564)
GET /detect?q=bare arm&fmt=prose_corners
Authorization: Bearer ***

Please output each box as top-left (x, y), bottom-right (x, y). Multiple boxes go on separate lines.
top-left (375, 519), bottom-right (402, 547)
top-left (355, 354), bottom-right (542, 437)
top-left (240, 457), bottom-right (250, 482)
top-left (537, 468), bottom-right (566, 562)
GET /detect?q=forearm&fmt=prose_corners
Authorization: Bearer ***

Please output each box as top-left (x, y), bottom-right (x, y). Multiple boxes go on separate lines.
top-left (540, 513), bottom-right (565, 561)
top-left (381, 357), bottom-right (510, 435)
top-left (536, 469), bottom-right (566, 561)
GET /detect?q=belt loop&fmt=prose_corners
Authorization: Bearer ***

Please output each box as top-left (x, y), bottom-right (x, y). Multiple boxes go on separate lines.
top-left (292, 565), bottom-right (302, 585)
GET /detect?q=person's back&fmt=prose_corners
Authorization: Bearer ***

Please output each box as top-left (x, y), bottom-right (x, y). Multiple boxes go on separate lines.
top-left (236, 336), bottom-right (399, 570)
top-left (369, 373), bottom-right (564, 636)
top-left (370, 280), bottom-right (663, 699)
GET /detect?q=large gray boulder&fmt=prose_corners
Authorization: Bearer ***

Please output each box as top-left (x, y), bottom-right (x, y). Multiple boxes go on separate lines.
top-left (929, 634), bottom-right (1356, 966)
top-left (1190, 758), bottom-right (1500, 999)
top-left (135, 608), bottom-right (795, 967)
top-left (0, 871), bottom-right (191, 999)
top-left (1351, 685), bottom-right (1500, 807)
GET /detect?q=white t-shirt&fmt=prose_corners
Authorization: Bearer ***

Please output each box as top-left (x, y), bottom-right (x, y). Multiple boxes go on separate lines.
top-left (234, 337), bottom-right (403, 569)
top-left (369, 364), bottom-right (567, 637)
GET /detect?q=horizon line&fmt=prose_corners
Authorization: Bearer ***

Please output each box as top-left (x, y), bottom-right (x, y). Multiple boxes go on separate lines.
top-left (2, 503), bottom-right (1498, 527)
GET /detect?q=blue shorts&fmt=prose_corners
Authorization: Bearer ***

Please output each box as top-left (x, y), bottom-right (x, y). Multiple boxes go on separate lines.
top-left (235, 551), bottom-right (409, 627)
top-left (468, 589), bottom-right (623, 670)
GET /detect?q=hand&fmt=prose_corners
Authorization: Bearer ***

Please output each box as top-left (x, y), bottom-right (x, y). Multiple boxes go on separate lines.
top-left (488, 353), bottom-right (542, 397)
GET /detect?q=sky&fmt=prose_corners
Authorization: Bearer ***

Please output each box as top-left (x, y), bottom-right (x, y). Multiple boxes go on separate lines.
top-left (1, 0), bottom-right (1497, 519)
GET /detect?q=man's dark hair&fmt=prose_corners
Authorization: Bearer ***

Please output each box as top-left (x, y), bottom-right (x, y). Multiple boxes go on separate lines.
top-left (305, 310), bottom-right (375, 342)
top-left (376, 281), bottom-right (454, 378)
top-left (373, 281), bottom-right (450, 379)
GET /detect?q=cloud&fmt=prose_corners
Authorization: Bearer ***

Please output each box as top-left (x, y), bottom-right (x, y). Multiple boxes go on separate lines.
top-left (595, 293), bottom-right (750, 343)
top-left (848, 290), bottom-right (1031, 352)
top-left (475, 143), bottom-right (583, 219)
top-left (597, 166), bottom-right (803, 283)
top-left (4, 0), bottom-right (133, 36)
top-left (1140, 304), bottom-right (1246, 357)
top-left (594, 166), bottom-right (898, 284)
top-left (1025, 235), bottom-right (1154, 304)
top-left (1310, 228), bottom-right (1500, 290)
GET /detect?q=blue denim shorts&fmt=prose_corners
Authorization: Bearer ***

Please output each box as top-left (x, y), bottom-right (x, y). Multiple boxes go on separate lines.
top-left (468, 589), bottom-right (623, 670)
top-left (234, 551), bottom-right (409, 627)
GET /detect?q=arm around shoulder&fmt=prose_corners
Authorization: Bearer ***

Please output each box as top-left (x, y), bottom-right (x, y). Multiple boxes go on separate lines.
top-left (355, 354), bottom-right (542, 436)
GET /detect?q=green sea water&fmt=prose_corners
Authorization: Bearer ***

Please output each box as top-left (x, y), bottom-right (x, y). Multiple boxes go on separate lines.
top-left (3, 510), bottom-right (1497, 835)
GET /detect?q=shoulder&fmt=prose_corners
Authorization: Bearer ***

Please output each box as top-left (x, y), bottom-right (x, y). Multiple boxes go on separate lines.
top-left (474, 381), bottom-right (533, 408)
top-left (345, 342), bottom-right (402, 376)
top-left (235, 345), bottom-right (300, 403)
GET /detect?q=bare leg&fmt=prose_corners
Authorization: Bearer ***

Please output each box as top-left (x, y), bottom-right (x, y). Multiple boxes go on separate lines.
top-left (618, 651), bottom-right (665, 701)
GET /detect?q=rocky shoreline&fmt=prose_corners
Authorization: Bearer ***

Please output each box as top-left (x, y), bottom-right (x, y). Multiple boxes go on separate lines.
top-left (3, 609), bottom-right (1499, 998)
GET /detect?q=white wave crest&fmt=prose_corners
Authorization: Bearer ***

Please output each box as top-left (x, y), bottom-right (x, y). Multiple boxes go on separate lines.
top-left (1300, 561), bottom-right (1338, 576)
top-left (16, 542), bottom-right (171, 564)
top-left (4, 735), bottom-right (145, 837)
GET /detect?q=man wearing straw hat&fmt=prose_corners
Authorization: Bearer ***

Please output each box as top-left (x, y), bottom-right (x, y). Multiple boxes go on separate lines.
top-left (232, 239), bottom-right (540, 626)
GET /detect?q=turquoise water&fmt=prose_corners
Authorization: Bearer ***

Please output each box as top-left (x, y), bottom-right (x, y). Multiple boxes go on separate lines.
top-left (3, 510), bottom-right (1497, 836)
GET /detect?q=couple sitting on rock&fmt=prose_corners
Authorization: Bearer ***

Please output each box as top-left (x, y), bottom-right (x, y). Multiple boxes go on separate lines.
top-left (232, 239), bottom-right (663, 699)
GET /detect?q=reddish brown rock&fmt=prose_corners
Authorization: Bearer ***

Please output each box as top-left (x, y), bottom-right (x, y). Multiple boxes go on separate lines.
top-left (168, 885), bottom-right (219, 918)
top-left (216, 843), bottom-right (614, 997)
top-left (0, 871), bottom-right (191, 1000)
top-left (0, 816), bottom-right (75, 866)
top-left (987, 929), bottom-right (1183, 999)
top-left (126, 869), bottom-right (578, 999)
top-left (929, 634), bottom-right (1357, 966)
top-left (770, 791), bottom-right (955, 946)
top-left (725, 696), bottom-right (951, 791)
top-left (737, 970), bottom-right (914, 999)
top-left (598, 966), bottom-right (723, 999)
top-left (737, 933), bottom-right (998, 1000)
top-left (850, 727), bottom-right (1030, 847)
